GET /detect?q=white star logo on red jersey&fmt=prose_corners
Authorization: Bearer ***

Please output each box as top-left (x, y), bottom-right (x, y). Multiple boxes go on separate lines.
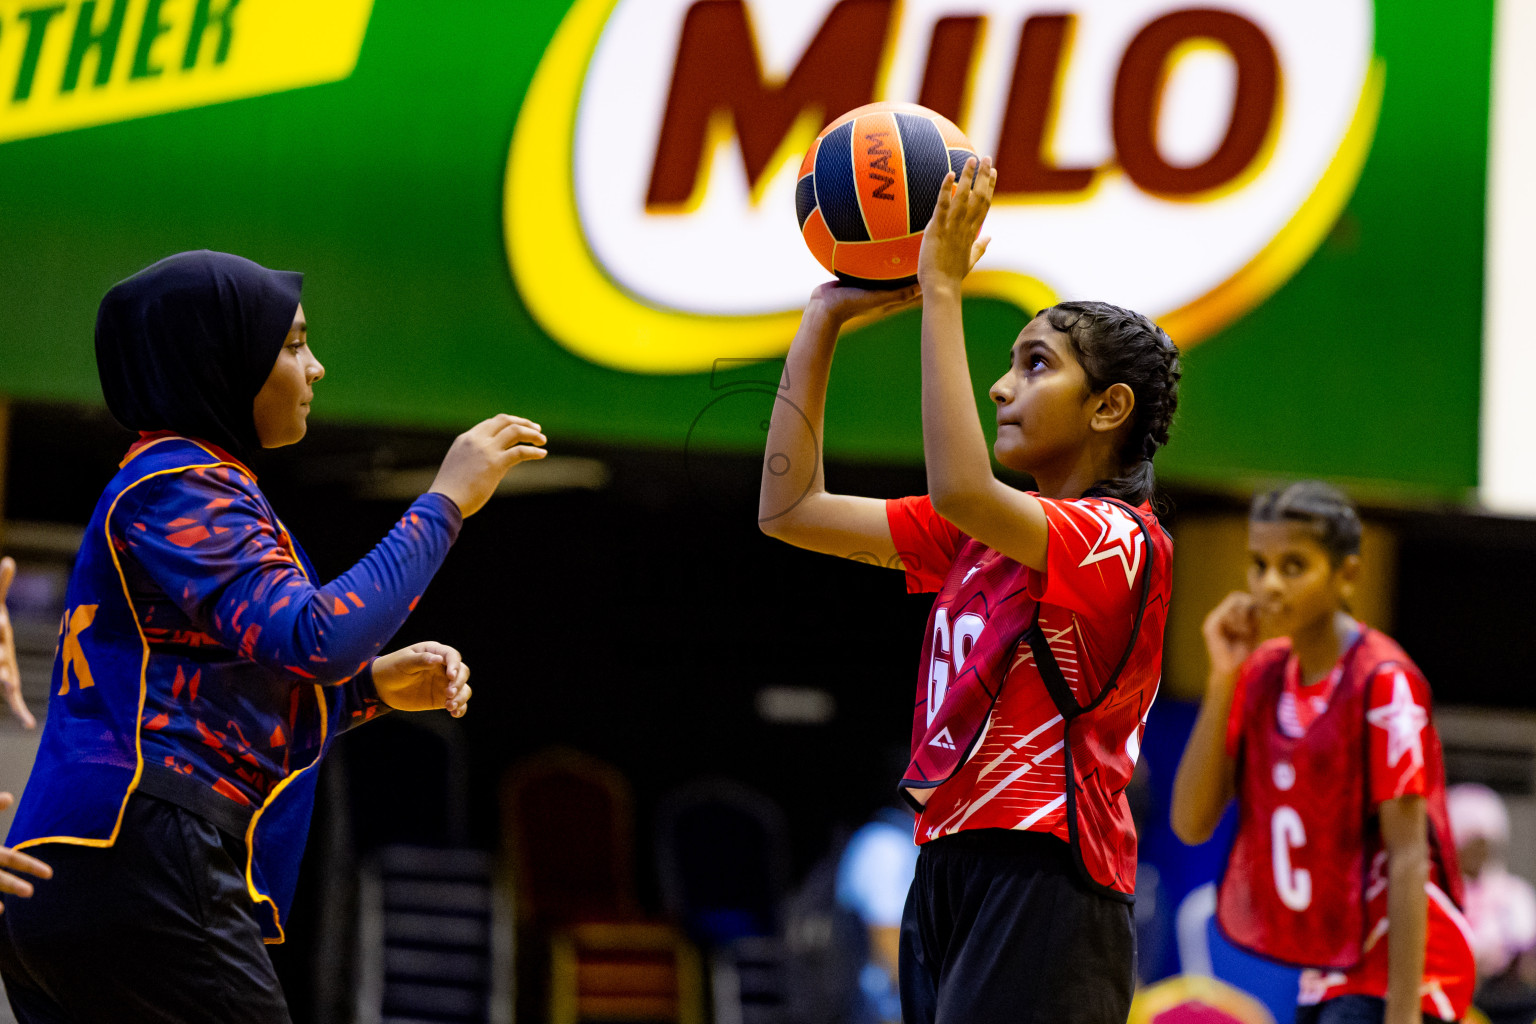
top-left (1366, 670), bottom-right (1427, 770)
top-left (1077, 501), bottom-right (1144, 588)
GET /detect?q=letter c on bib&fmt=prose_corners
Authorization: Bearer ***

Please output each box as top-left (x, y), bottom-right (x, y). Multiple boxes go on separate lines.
top-left (1270, 805), bottom-right (1312, 911)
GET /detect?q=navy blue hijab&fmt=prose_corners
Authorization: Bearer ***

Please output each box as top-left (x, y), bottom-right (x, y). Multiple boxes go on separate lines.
top-left (95, 250), bottom-right (303, 460)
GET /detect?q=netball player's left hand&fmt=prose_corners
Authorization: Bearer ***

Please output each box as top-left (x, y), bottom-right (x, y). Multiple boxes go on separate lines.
top-left (809, 280), bottom-right (922, 331)
top-left (918, 155), bottom-right (995, 295)
top-left (0, 558), bottom-right (34, 729)
top-left (371, 641), bottom-right (472, 717)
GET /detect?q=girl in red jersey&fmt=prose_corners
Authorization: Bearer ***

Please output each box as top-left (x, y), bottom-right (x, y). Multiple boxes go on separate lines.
top-left (759, 157), bottom-right (1180, 1023)
top-left (1171, 482), bottom-right (1476, 1024)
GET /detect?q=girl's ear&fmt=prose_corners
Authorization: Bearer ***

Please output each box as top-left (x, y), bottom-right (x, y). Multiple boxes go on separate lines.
top-left (1090, 382), bottom-right (1136, 434)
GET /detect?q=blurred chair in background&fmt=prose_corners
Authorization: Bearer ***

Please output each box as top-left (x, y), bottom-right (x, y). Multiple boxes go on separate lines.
top-left (1449, 783), bottom-right (1536, 1024)
top-left (355, 845), bottom-right (512, 1024)
top-left (547, 922), bottom-right (703, 1024)
top-left (778, 826), bottom-right (865, 1024)
top-left (503, 748), bottom-right (638, 929)
top-left (502, 748), bottom-right (702, 1024)
top-left (654, 778), bottom-right (791, 1024)
top-left (343, 715), bottom-right (513, 1024)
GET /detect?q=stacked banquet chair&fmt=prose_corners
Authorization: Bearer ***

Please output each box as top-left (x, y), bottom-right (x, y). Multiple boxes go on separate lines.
top-left (502, 748), bottom-right (704, 1024)
top-left (346, 714), bottom-right (515, 1024)
top-left (654, 780), bottom-right (792, 1024)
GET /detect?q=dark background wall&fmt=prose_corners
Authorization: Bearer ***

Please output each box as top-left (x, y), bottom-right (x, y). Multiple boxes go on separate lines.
top-left (7, 398), bottom-right (1535, 1019)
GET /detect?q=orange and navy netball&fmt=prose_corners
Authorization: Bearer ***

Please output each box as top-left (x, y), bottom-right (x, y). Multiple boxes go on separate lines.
top-left (795, 101), bottom-right (980, 289)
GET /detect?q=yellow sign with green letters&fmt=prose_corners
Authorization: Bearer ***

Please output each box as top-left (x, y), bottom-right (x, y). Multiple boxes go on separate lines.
top-left (0, 0), bottom-right (373, 145)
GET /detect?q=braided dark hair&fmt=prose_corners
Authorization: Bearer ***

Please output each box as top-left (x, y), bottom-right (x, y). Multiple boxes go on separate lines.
top-left (1249, 481), bottom-right (1361, 565)
top-left (1040, 300), bottom-right (1181, 504)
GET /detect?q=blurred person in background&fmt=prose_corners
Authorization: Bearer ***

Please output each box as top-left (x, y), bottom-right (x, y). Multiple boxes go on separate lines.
top-left (1172, 481), bottom-right (1475, 1024)
top-left (0, 250), bottom-right (545, 1024)
top-left (1446, 783), bottom-right (1536, 1024)
top-left (835, 804), bottom-right (918, 1024)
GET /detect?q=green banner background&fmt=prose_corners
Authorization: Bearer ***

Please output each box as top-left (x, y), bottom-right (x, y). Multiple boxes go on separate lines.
top-left (0, 1), bottom-right (1493, 497)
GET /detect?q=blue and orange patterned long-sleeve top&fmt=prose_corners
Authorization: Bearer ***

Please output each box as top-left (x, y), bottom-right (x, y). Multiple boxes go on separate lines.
top-left (7, 434), bottom-right (462, 940)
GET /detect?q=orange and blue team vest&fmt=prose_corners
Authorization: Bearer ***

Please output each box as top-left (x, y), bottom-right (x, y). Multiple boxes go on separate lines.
top-left (6, 434), bottom-right (462, 942)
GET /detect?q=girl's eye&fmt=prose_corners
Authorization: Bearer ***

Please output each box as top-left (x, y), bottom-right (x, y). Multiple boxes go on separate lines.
top-left (1282, 557), bottom-right (1305, 576)
top-left (1027, 354), bottom-right (1047, 372)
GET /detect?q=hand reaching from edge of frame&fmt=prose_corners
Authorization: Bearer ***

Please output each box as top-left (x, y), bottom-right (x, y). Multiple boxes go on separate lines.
top-left (0, 792), bottom-right (52, 907)
top-left (0, 558), bottom-right (35, 729)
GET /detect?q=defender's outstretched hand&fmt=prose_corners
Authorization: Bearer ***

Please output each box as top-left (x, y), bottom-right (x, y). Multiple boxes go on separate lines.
top-left (430, 414), bottom-right (548, 518)
top-left (918, 156), bottom-right (996, 294)
top-left (0, 558), bottom-right (34, 729)
top-left (0, 793), bottom-right (51, 906)
top-left (372, 641), bottom-right (472, 717)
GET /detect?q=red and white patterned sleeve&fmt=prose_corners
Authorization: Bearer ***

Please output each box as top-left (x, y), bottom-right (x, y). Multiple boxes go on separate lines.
top-left (1365, 664), bottom-right (1433, 808)
top-left (885, 495), bottom-right (967, 594)
top-left (1024, 497), bottom-right (1148, 622)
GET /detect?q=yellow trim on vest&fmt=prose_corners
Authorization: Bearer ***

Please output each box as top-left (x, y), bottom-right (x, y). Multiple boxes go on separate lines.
top-left (242, 521), bottom-right (327, 945)
top-left (19, 439), bottom-right (349, 945)
top-left (13, 455), bottom-right (238, 852)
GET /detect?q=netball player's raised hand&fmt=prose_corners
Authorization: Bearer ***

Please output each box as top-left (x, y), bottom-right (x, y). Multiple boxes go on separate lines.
top-left (1203, 592), bottom-right (1259, 685)
top-left (918, 155), bottom-right (995, 295)
top-left (430, 414), bottom-right (548, 517)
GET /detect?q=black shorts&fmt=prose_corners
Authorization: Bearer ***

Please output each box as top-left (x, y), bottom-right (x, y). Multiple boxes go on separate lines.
top-left (0, 792), bottom-right (290, 1024)
top-left (899, 828), bottom-right (1134, 1024)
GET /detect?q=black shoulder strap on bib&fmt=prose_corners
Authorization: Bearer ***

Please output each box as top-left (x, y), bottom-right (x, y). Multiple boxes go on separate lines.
top-left (1021, 498), bottom-right (1158, 903)
top-left (1029, 498), bottom-right (1157, 721)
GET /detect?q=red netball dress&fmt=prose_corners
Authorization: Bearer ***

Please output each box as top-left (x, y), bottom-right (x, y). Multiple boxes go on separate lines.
top-left (1218, 629), bottom-right (1476, 1020)
top-left (887, 493), bottom-right (1172, 898)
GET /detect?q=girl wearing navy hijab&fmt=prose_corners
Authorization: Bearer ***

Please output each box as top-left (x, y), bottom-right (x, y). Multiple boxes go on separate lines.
top-left (0, 251), bottom-right (546, 1023)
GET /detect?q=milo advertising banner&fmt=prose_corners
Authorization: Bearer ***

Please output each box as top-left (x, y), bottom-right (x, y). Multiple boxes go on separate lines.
top-left (0, 1), bottom-right (1494, 497)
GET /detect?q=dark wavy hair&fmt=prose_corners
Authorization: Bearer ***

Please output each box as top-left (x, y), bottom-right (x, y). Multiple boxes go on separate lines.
top-left (1249, 480), bottom-right (1362, 565)
top-left (1039, 301), bottom-right (1181, 504)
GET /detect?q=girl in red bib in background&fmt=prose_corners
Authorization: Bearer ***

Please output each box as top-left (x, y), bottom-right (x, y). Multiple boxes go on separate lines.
top-left (1172, 482), bottom-right (1476, 1024)
top-left (759, 158), bottom-right (1180, 1023)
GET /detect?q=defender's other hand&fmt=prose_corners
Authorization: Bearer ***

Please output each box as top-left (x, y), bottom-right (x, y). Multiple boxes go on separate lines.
top-left (372, 641), bottom-right (473, 717)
